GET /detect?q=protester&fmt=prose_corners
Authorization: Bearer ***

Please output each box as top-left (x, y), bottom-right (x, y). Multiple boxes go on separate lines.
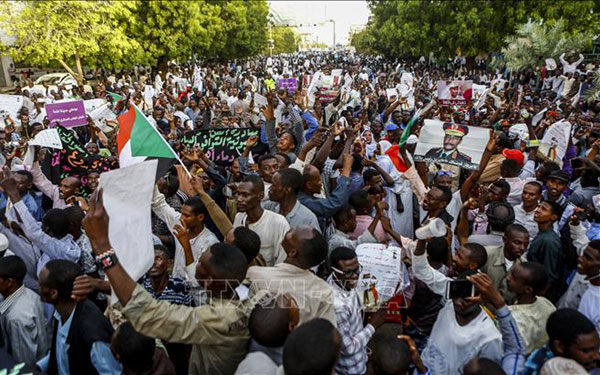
top-left (1, 46), bottom-right (600, 375)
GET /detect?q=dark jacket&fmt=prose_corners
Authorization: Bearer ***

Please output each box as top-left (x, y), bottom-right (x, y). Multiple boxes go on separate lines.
top-left (48, 300), bottom-right (114, 375)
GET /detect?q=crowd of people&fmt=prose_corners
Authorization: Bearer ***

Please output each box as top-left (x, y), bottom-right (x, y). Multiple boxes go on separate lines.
top-left (0, 49), bottom-right (599, 375)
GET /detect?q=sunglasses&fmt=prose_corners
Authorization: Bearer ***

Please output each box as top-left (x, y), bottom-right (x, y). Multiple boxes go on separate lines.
top-left (331, 265), bottom-right (363, 277)
top-left (436, 171), bottom-right (453, 177)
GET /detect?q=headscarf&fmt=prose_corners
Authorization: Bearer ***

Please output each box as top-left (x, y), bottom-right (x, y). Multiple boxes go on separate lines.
top-left (362, 129), bottom-right (377, 159)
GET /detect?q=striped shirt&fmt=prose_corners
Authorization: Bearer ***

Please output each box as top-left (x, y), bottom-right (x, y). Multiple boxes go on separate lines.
top-left (139, 274), bottom-right (192, 306)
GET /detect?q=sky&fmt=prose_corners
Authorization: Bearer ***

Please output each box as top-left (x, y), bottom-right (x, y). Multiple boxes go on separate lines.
top-left (269, 1), bottom-right (371, 46)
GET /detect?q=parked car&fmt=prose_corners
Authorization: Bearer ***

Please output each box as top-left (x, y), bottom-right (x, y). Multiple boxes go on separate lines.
top-left (28, 72), bottom-right (78, 94)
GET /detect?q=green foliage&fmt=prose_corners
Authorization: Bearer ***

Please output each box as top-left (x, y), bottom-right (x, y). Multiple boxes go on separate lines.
top-left (123, 1), bottom-right (225, 67)
top-left (502, 19), bottom-right (594, 72)
top-left (269, 27), bottom-right (298, 55)
top-left (0, 0), bottom-right (270, 73)
top-left (361, 0), bottom-right (600, 58)
top-left (208, 1), bottom-right (269, 59)
top-left (0, 0), bottom-right (140, 79)
top-left (350, 29), bottom-right (375, 55)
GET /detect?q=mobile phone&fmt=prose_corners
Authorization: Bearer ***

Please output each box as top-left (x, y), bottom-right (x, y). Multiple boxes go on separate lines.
top-left (445, 279), bottom-right (476, 300)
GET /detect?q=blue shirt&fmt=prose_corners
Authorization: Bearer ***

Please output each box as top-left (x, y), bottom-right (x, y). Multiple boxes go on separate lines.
top-left (37, 309), bottom-right (121, 375)
top-left (22, 192), bottom-right (43, 221)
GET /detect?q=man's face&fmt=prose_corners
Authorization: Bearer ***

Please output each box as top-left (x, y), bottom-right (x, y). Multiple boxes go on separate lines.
top-left (13, 174), bottom-right (30, 194)
top-left (443, 134), bottom-right (462, 152)
top-left (87, 172), bottom-right (100, 192)
top-left (453, 246), bottom-right (473, 273)
top-left (236, 181), bottom-right (261, 213)
top-left (0, 277), bottom-right (12, 296)
top-left (522, 184), bottom-right (541, 208)
top-left (366, 174), bottom-right (382, 188)
top-left (333, 257), bottom-right (361, 290)
top-left (303, 166), bottom-right (322, 195)
top-left (180, 204), bottom-right (202, 228)
top-left (503, 231), bottom-right (529, 261)
top-left (487, 184), bottom-right (506, 202)
top-left (450, 86), bottom-right (459, 98)
top-left (277, 133), bottom-right (295, 153)
top-left (434, 174), bottom-right (452, 189)
top-left (452, 296), bottom-right (479, 316)
top-left (564, 332), bottom-right (600, 371)
top-left (153, 109), bottom-right (164, 120)
top-left (339, 209), bottom-right (358, 233)
top-left (259, 158), bottom-right (279, 184)
top-left (59, 177), bottom-right (79, 200)
top-left (231, 159), bottom-right (242, 179)
top-left (422, 187), bottom-right (445, 212)
top-left (546, 178), bottom-right (567, 199)
top-left (577, 245), bottom-right (600, 277)
top-left (506, 263), bottom-right (530, 294)
top-left (268, 173), bottom-right (286, 202)
top-left (37, 267), bottom-right (55, 304)
top-left (149, 250), bottom-right (170, 277)
top-left (534, 202), bottom-right (557, 224)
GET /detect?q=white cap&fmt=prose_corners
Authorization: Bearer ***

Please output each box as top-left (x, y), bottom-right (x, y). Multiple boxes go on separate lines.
top-left (0, 233), bottom-right (9, 252)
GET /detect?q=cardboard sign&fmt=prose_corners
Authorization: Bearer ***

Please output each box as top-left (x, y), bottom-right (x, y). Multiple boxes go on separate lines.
top-left (414, 119), bottom-right (490, 170)
top-left (254, 93), bottom-right (268, 108)
top-left (181, 128), bottom-right (259, 166)
top-left (45, 100), bottom-right (87, 128)
top-left (437, 80), bottom-right (473, 106)
top-left (278, 78), bottom-right (298, 93)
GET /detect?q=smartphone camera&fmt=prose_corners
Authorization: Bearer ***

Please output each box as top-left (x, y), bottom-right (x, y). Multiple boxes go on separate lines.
top-left (445, 279), bottom-right (476, 300)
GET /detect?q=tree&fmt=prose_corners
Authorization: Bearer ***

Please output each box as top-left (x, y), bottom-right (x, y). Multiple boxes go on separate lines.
top-left (502, 19), bottom-right (594, 72)
top-left (350, 29), bottom-right (376, 55)
top-left (123, 1), bottom-right (225, 72)
top-left (209, 1), bottom-right (269, 59)
top-left (269, 27), bottom-right (298, 55)
top-left (361, 0), bottom-right (600, 59)
top-left (0, 0), bottom-right (140, 84)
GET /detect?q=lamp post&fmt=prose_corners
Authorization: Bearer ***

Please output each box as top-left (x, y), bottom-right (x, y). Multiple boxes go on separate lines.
top-left (329, 19), bottom-right (336, 49)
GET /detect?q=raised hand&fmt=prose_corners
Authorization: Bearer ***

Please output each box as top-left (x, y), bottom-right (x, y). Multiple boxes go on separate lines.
top-left (466, 272), bottom-right (505, 309)
top-left (245, 135), bottom-right (259, 149)
top-left (173, 220), bottom-right (190, 246)
top-left (188, 175), bottom-right (205, 195)
top-left (70, 274), bottom-right (98, 301)
top-left (181, 147), bottom-right (199, 163)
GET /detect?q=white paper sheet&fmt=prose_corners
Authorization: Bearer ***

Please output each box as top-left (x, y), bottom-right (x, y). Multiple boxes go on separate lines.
top-left (99, 160), bottom-right (157, 304)
top-left (28, 129), bottom-right (63, 149)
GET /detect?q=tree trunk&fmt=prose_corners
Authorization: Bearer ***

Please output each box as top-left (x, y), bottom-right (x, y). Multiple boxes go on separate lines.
top-left (156, 56), bottom-right (169, 81)
top-left (57, 59), bottom-right (80, 82)
top-left (74, 52), bottom-right (84, 86)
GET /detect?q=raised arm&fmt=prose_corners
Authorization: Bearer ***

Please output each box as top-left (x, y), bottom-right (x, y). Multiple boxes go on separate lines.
top-left (3, 179), bottom-right (79, 262)
top-left (459, 130), bottom-right (495, 202)
top-left (190, 175), bottom-right (233, 237)
top-left (151, 185), bottom-right (180, 231)
top-left (30, 160), bottom-right (60, 203)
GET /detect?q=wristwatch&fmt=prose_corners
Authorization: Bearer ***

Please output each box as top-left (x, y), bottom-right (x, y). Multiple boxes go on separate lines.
top-left (95, 249), bottom-right (119, 270)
